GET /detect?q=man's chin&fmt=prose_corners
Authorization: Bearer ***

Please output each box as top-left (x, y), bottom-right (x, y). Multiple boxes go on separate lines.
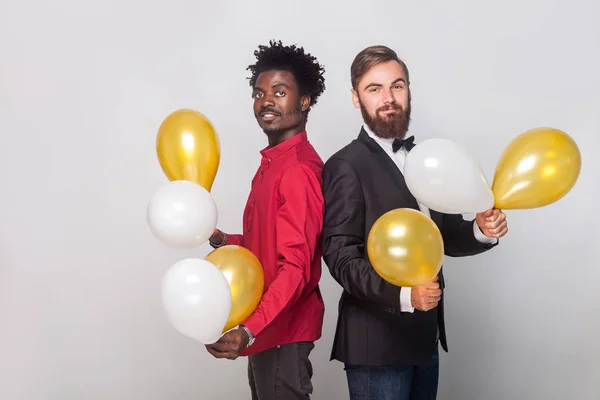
top-left (370, 123), bottom-right (410, 140)
top-left (256, 119), bottom-right (277, 133)
top-left (262, 127), bottom-right (286, 137)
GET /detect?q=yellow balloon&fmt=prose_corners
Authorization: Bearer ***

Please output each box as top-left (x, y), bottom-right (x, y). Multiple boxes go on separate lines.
top-left (492, 127), bottom-right (581, 209)
top-left (156, 109), bottom-right (220, 191)
top-left (367, 208), bottom-right (444, 288)
top-left (205, 245), bottom-right (264, 332)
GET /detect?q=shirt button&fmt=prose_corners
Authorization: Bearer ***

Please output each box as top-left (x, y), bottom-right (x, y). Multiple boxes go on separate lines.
top-left (260, 170), bottom-right (264, 174)
top-left (252, 199), bottom-right (255, 204)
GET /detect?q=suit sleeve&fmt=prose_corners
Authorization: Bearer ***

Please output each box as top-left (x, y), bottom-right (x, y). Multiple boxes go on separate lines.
top-left (440, 213), bottom-right (499, 257)
top-left (322, 157), bottom-right (402, 310)
top-left (241, 164), bottom-right (323, 337)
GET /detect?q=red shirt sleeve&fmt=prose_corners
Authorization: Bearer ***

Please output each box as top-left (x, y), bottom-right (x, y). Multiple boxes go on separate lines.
top-left (241, 163), bottom-right (324, 337)
top-left (225, 234), bottom-right (244, 247)
top-left (209, 233), bottom-right (243, 249)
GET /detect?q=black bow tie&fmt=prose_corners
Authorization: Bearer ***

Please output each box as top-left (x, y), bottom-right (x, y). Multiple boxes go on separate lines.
top-left (392, 136), bottom-right (415, 152)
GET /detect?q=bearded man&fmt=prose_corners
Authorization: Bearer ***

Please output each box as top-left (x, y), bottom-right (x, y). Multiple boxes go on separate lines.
top-left (321, 45), bottom-right (508, 400)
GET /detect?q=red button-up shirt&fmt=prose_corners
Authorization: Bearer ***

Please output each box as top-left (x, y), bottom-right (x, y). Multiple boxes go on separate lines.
top-left (221, 131), bottom-right (325, 356)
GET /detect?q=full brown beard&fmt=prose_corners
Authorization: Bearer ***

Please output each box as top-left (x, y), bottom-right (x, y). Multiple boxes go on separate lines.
top-left (360, 98), bottom-right (411, 140)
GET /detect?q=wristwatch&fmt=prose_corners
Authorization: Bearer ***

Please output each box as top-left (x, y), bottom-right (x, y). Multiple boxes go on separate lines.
top-left (239, 324), bottom-right (255, 347)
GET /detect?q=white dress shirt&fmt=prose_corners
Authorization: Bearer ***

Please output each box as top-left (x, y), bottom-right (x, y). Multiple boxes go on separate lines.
top-left (362, 124), bottom-right (498, 312)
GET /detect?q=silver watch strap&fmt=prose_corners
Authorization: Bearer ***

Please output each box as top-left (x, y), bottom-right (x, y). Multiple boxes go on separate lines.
top-left (240, 325), bottom-right (255, 347)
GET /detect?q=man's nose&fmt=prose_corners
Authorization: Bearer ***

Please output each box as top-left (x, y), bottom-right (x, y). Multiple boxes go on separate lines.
top-left (262, 92), bottom-right (276, 107)
top-left (381, 88), bottom-right (394, 104)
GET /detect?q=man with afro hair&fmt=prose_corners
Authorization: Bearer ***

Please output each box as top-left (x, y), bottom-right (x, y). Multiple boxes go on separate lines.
top-left (206, 40), bottom-right (326, 399)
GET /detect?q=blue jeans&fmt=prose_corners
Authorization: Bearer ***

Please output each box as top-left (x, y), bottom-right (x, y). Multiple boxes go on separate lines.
top-left (344, 346), bottom-right (439, 400)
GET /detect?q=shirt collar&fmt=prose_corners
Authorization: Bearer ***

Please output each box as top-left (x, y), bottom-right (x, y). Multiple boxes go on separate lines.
top-left (362, 124), bottom-right (395, 152)
top-left (260, 131), bottom-right (308, 160)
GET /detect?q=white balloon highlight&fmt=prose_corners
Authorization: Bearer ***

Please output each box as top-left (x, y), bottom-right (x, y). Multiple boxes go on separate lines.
top-left (404, 138), bottom-right (494, 214)
top-left (147, 180), bottom-right (217, 249)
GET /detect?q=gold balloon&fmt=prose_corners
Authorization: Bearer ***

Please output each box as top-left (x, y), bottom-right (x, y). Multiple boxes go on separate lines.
top-left (492, 127), bottom-right (581, 209)
top-left (156, 109), bottom-right (220, 191)
top-left (205, 245), bottom-right (264, 332)
top-left (367, 208), bottom-right (444, 287)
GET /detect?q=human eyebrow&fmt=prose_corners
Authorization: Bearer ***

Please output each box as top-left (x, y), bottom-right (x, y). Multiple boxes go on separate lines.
top-left (363, 82), bottom-right (382, 91)
top-left (272, 83), bottom-right (291, 90)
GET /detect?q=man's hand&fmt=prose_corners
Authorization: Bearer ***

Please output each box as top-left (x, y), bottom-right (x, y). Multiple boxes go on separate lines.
top-left (411, 276), bottom-right (442, 312)
top-left (205, 327), bottom-right (249, 360)
top-left (210, 229), bottom-right (225, 244)
top-left (210, 229), bottom-right (221, 241)
top-left (476, 209), bottom-right (508, 239)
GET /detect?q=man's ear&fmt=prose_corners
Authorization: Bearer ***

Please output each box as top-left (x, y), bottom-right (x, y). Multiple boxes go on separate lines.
top-left (301, 96), bottom-right (310, 111)
top-left (351, 88), bottom-right (360, 109)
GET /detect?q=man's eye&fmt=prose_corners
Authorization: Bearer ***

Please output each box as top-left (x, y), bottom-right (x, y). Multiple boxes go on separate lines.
top-left (275, 91), bottom-right (285, 97)
top-left (252, 92), bottom-right (263, 99)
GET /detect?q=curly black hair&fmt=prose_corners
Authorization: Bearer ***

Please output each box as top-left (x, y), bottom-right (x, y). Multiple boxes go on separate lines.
top-left (247, 40), bottom-right (326, 117)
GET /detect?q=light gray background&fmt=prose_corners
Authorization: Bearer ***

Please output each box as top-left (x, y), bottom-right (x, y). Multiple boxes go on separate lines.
top-left (1, 0), bottom-right (598, 399)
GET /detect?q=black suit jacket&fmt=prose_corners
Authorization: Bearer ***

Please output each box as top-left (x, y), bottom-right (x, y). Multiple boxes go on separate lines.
top-left (321, 128), bottom-right (498, 366)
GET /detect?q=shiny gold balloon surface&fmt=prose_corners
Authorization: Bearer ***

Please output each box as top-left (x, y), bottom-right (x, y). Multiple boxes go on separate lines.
top-left (156, 109), bottom-right (220, 191)
top-left (367, 208), bottom-right (444, 287)
top-left (205, 245), bottom-right (264, 332)
top-left (492, 127), bottom-right (581, 209)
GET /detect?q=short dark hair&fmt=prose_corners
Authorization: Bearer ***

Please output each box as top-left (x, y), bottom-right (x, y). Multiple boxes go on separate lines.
top-left (350, 45), bottom-right (410, 90)
top-left (247, 40), bottom-right (326, 117)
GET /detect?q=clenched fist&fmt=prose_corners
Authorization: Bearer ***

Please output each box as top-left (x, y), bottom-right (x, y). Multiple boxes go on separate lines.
top-left (476, 209), bottom-right (508, 239)
top-left (411, 276), bottom-right (442, 312)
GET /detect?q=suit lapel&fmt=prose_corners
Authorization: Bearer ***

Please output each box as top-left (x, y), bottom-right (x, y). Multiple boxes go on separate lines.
top-left (357, 128), bottom-right (420, 210)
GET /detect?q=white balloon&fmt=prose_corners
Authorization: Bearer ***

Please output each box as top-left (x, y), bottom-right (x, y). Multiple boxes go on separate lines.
top-left (404, 138), bottom-right (494, 214)
top-left (161, 258), bottom-right (232, 344)
top-left (147, 180), bottom-right (217, 249)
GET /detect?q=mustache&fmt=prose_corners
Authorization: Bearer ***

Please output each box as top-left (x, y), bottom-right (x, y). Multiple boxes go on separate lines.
top-left (377, 103), bottom-right (402, 112)
top-left (258, 107), bottom-right (282, 116)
